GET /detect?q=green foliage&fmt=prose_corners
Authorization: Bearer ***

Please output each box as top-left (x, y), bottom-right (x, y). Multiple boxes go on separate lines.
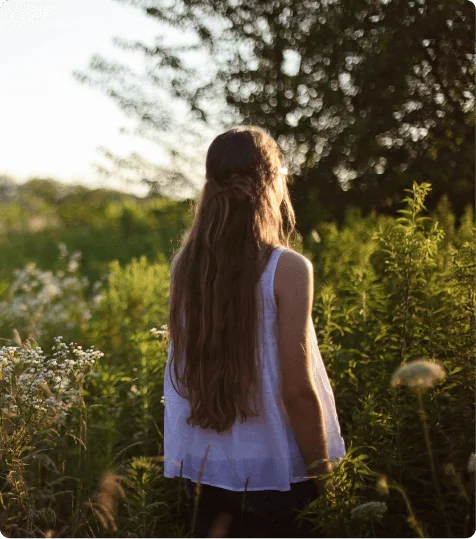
top-left (59, 257), bottom-right (171, 536)
top-left (0, 181), bottom-right (473, 537)
top-left (0, 244), bottom-right (92, 349)
top-left (89, 255), bottom-right (170, 358)
top-left (74, 0), bottom-right (474, 234)
top-left (0, 179), bottom-right (192, 288)
top-left (307, 181), bottom-right (475, 537)
top-left (0, 337), bottom-right (102, 538)
top-left (117, 456), bottom-right (187, 538)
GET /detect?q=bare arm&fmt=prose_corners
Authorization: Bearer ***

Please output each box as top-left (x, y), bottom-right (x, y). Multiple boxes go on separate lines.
top-left (283, 371), bottom-right (332, 494)
top-left (275, 252), bottom-right (333, 495)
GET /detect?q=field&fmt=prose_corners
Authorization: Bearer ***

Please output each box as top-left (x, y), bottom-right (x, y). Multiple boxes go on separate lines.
top-left (0, 180), bottom-right (474, 538)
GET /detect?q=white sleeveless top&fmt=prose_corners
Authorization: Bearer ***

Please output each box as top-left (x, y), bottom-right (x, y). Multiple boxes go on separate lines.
top-left (163, 246), bottom-right (346, 492)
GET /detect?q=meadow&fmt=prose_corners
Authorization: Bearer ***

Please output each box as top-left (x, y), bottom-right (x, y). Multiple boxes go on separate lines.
top-left (0, 179), bottom-right (474, 538)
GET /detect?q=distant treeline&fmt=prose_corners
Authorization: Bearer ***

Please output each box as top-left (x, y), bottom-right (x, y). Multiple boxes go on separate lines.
top-left (0, 176), bottom-right (192, 289)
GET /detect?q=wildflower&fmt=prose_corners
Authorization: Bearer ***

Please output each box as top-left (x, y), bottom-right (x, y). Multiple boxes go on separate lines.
top-left (351, 501), bottom-right (387, 522)
top-left (391, 359), bottom-right (446, 391)
top-left (150, 326), bottom-right (169, 338)
top-left (311, 229), bottom-right (321, 243)
top-left (67, 259), bottom-right (79, 273)
top-left (467, 453), bottom-right (476, 473)
top-left (376, 476), bottom-right (389, 496)
top-left (92, 293), bottom-right (104, 307)
top-left (0, 250), bottom-right (91, 337)
top-left (0, 339), bottom-right (102, 431)
top-left (58, 242), bottom-right (68, 259)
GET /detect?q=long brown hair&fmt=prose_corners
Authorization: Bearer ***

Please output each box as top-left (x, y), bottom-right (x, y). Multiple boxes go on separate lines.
top-left (168, 125), bottom-right (298, 433)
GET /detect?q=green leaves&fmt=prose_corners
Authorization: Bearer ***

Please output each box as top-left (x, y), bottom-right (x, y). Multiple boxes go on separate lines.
top-left (309, 181), bottom-right (475, 537)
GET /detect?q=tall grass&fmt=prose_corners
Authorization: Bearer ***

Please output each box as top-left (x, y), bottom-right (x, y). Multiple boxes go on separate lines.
top-left (0, 182), bottom-right (473, 537)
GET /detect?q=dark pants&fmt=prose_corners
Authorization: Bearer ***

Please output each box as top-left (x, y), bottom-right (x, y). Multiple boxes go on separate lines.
top-left (184, 478), bottom-right (320, 538)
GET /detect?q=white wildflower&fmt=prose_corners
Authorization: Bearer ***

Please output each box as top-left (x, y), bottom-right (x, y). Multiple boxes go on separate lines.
top-left (467, 453), bottom-right (476, 473)
top-left (58, 242), bottom-right (68, 259)
top-left (67, 259), bottom-right (79, 273)
top-left (391, 359), bottom-right (446, 391)
top-left (351, 501), bottom-right (387, 522)
top-left (376, 476), bottom-right (389, 496)
top-left (92, 294), bottom-right (103, 307)
top-left (0, 339), bottom-right (101, 432)
top-left (150, 325), bottom-right (169, 338)
top-left (0, 250), bottom-right (92, 337)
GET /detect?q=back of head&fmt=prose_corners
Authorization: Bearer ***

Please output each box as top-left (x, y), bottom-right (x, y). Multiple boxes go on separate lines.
top-left (168, 125), bottom-right (298, 433)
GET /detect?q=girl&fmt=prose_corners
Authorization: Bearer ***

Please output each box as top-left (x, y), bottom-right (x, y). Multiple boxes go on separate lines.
top-left (163, 126), bottom-right (346, 538)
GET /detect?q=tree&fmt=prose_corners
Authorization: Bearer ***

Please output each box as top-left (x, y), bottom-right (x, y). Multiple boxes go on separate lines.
top-left (74, 0), bottom-right (475, 237)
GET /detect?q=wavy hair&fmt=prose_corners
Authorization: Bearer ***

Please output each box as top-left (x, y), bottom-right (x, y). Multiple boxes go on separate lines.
top-left (168, 125), bottom-right (298, 433)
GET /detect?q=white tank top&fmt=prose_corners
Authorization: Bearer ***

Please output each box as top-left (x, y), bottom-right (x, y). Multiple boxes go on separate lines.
top-left (163, 246), bottom-right (346, 492)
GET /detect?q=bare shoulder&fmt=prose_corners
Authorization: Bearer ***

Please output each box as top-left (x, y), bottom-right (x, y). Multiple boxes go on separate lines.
top-left (274, 249), bottom-right (313, 306)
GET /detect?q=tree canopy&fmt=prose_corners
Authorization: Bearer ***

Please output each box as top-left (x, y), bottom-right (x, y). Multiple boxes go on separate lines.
top-left (75, 0), bottom-right (475, 236)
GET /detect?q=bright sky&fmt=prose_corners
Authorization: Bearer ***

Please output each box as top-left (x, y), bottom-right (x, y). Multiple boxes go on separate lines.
top-left (0, 0), bottom-right (192, 196)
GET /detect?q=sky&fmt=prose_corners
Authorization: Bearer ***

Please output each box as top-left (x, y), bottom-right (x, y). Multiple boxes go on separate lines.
top-left (0, 0), bottom-right (191, 197)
